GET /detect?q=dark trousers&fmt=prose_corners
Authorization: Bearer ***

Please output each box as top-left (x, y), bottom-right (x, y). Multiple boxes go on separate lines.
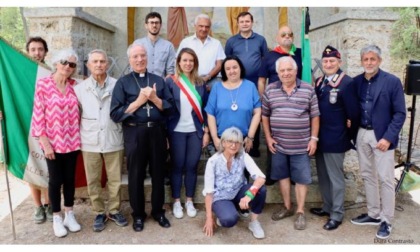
top-left (212, 184), bottom-right (267, 227)
top-left (46, 151), bottom-right (79, 213)
top-left (169, 131), bottom-right (202, 199)
top-left (123, 124), bottom-right (166, 219)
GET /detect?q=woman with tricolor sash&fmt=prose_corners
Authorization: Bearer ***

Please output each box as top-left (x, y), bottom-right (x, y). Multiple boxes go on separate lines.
top-left (165, 47), bottom-right (209, 219)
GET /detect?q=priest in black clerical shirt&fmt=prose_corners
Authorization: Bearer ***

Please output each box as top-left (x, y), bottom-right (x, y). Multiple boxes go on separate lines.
top-left (110, 43), bottom-right (173, 232)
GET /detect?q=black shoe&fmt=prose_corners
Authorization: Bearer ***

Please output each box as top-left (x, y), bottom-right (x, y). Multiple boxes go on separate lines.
top-left (93, 214), bottom-right (107, 232)
top-left (309, 208), bottom-right (330, 217)
top-left (132, 217), bottom-right (144, 232)
top-left (108, 212), bottom-right (128, 227)
top-left (350, 213), bottom-right (381, 226)
top-left (154, 215), bottom-right (171, 228)
top-left (323, 219), bottom-right (342, 230)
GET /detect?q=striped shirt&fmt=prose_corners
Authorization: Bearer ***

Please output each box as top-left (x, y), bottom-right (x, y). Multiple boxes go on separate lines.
top-left (31, 75), bottom-right (81, 153)
top-left (262, 79), bottom-right (319, 155)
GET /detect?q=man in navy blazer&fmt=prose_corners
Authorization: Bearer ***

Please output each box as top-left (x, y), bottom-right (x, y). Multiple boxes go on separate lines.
top-left (350, 44), bottom-right (406, 240)
top-left (310, 45), bottom-right (360, 231)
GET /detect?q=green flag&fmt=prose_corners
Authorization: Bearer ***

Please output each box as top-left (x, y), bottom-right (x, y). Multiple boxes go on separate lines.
top-left (0, 37), bottom-right (51, 187)
top-left (301, 7), bottom-right (312, 84)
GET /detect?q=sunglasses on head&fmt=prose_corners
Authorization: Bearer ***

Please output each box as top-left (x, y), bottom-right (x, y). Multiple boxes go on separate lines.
top-left (60, 60), bottom-right (77, 68)
top-left (280, 32), bottom-right (294, 38)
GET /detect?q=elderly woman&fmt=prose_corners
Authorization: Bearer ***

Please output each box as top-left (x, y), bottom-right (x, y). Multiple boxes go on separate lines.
top-left (205, 55), bottom-right (261, 154)
top-left (166, 47), bottom-right (209, 219)
top-left (202, 127), bottom-right (267, 239)
top-left (31, 48), bottom-right (81, 238)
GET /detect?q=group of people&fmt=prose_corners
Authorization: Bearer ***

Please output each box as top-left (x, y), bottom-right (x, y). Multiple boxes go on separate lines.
top-left (15, 10), bottom-right (406, 241)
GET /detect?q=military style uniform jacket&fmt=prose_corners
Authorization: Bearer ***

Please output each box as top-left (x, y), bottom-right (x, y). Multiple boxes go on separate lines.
top-left (315, 69), bottom-right (360, 153)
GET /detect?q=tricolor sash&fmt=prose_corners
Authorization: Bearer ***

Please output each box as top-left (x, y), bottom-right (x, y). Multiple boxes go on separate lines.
top-left (172, 74), bottom-right (204, 124)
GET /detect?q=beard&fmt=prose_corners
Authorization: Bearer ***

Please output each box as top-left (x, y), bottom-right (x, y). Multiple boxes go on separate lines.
top-left (149, 30), bottom-right (160, 36)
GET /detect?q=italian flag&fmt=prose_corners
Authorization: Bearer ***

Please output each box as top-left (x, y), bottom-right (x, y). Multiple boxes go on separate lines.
top-left (0, 37), bottom-right (88, 188)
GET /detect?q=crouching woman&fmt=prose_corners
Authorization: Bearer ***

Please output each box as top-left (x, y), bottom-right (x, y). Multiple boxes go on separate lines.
top-left (202, 127), bottom-right (266, 239)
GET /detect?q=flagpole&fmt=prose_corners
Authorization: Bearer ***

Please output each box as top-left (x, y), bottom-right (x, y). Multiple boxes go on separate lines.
top-left (0, 111), bottom-right (17, 240)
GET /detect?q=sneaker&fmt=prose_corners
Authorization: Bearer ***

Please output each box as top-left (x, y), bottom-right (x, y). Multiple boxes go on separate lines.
top-left (271, 206), bottom-right (294, 221)
top-left (248, 220), bottom-right (265, 239)
top-left (294, 213), bottom-right (306, 230)
top-left (350, 213), bottom-right (381, 226)
top-left (33, 205), bottom-right (46, 224)
top-left (63, 211), bottom-right (81, 232)
top-left (93, 214), bottom-right (108, 232)
top-left (172, 202), bottom-right (184, 219)
top-left (108, 212), bottom-right (128, 227)
top-left (53, 215), bottom-right (68, 238)
top-left (376, 221), bottom-right (392, 239)
top-left (185, 201), bottom-right (197, 218)
top-left (45, 204), bottom-right (53, 222)
top-left (238, 209), bottom-right (250, 218)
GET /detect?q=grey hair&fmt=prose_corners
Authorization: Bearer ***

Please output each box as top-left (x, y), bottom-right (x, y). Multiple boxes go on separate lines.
top-left (217, 127), bottom-right (244, 157)
top-left (127, 43), bottom-right (147, 58)
top-left (51, 48), bottom-right (78, 73)
top-left (360, 44), bottom-right (382, 60)
top-left (275, 56), bottom-right (297, 74)
top-left (194, 13), bottom-right (211, 25)
top-left (87, 49), bottom-right (108, 63)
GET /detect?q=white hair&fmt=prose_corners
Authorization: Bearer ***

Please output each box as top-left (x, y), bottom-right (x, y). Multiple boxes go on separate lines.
top-left (275, 56), bottom-right (297, 74)
top-left (217, 127), bottom-right (244, 157)
top-left (194, 13), bottom-right (211, 25)
top-left (87, 49), bottom-right (108, 63)
top-left (127, 43), bottom-right (147, 58)
top-left (50, 48), bottom-right (78, 73)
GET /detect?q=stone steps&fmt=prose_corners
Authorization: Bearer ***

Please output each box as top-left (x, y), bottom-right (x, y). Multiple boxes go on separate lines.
top-left (75, 163), bottom-right (358, 204)
top-left (75, 133), bottom-right (359, 204)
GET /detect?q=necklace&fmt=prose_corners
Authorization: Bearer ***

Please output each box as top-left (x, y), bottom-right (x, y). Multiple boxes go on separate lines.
top-left (132, 72), bottom-right (150, 89)
top-left (229, 82), bottom-right (241, 111)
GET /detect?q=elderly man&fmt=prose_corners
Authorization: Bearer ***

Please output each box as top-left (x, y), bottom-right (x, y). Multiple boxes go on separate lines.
top-left (133, 11), bottom-right (176, 78)
top-left (261, 56), bottom-right (319, 230)
top-left (177, 13), bottom-right (226, 91)
top-left (74, 49), bottom-right (127, 232)
top-left (351, 45), bottom-right (406, 239)
top-left (258, 26), bottom-right (303, 185)
top-left (110, 43), bottom-right (173, 232)
top-left (310, 45), bottom-right (360, 231)
top-left (225, 11), bottom-right (269, 158)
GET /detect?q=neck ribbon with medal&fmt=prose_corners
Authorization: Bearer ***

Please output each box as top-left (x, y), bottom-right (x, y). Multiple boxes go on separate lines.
top-left (316, 72), bottom-right (345, 104)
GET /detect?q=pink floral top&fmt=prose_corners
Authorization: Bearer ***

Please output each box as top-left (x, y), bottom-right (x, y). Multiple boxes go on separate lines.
top-left (31, 75), bottom-right (80, 153)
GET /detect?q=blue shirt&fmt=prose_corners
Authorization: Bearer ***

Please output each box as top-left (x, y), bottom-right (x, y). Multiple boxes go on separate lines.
top-left (359, 73), bottom-right (380, 127)
top-left (225, 32), bottom-right (269, 85)
top-left (133, 37), bottom-right (176, 78)
top-left (205, 79), bottom-right (261, 137)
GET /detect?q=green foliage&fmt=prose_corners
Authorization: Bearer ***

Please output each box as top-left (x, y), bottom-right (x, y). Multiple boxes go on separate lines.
top-left (390, 7), bottom-right (420, 62)
top-left (0, 7), bottom-right (26, 50)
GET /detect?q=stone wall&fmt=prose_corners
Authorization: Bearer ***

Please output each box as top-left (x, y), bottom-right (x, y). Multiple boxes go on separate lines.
top-left (24, 7), bottom-right (117, 77)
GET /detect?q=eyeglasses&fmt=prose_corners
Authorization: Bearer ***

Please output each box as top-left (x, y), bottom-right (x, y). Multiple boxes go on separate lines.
top-left (225, 140), bottom-right (242, 146)
top-left (147, 21), bottom-right (161, 25)
top-left (280, 32), bottom-right (294, 38)
top-left (59, 60), bottom-right (77, 68)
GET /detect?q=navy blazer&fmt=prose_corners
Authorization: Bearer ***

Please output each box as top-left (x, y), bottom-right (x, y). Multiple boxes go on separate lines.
top-left (354, 69), bottom-right (406, 150)
top-left (165, 76), bottom-right (208, 138)
top-left (315, 70), bottom-right (360, 153)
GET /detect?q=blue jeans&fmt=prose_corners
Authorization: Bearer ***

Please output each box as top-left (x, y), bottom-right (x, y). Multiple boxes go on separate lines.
top-left (212, 184), bottom-right (266, 227)
top-left (169, 131), bottom-right (202, 199)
